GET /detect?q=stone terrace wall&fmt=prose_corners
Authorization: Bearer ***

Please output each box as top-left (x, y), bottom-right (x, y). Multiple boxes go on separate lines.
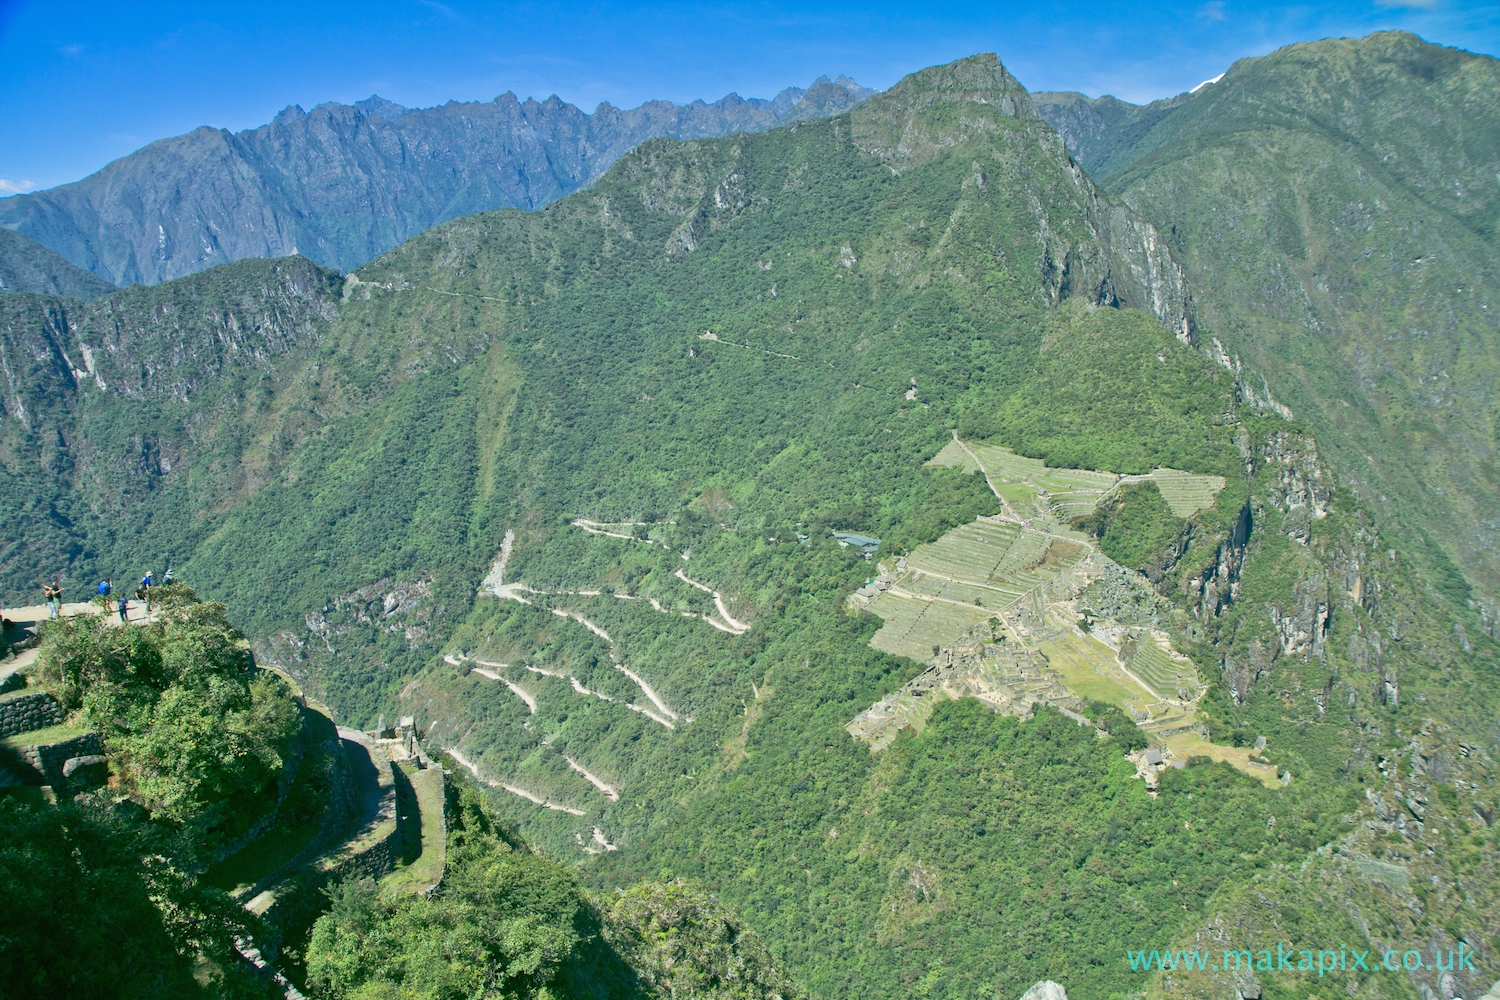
top-left (0, 691), bottom-right (64, 737)
top-left (5, 732), bottom-right (102, 786)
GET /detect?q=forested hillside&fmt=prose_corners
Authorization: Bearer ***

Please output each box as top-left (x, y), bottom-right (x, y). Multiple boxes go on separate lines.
top-left (1, 47), bottom-right (1497, 1000)
top-left (0, 77), bottom-right (872, 287)
top-left (1039, 32), bottom-right (1500, 631)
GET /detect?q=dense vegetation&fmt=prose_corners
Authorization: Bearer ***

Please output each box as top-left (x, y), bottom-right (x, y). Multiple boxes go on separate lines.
top-left (0, 792), bottom-right (275, 999)
top-left (0, 597), bottom-right (306, 999)
top-left (1, 44), bottom-right (1496, 1000)
top-left (1093, 31), bottom-right (1500, 618)
top-left (37, 595), bottom-right (302, 835)
top-left (1074, 482), bottom-right (1186, 571)
top-left (307, 784), bottom-right (807, 1000)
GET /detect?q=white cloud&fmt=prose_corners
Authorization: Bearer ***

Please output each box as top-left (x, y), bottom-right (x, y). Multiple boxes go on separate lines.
top-left (0, 179), bottom-right (37, 194)
top-left (1197, 1), bottom-right (1227, 20)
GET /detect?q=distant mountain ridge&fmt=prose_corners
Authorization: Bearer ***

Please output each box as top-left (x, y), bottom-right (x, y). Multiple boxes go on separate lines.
top-left (1030, 90), bottom-right (1191, 180)
top-left (0, 227), bottom-right (115, 299)
top-left (0, 75), bottom-right (874, 287)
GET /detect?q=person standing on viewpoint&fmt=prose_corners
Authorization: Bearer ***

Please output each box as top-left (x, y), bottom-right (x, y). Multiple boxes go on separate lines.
top-left (42, 580), bottom-right (61, 619)
top-left (141, 571), bottom-right (153, 612)
top-left (118, 593), bottom-right (129, 622)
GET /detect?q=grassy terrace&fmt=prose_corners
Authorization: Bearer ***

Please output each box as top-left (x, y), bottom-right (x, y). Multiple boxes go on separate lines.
top-left (382, 763), bottom-right (447, 895)
top-left (1151, 467), bottom-right (1227, 517)
top-left (1130, 638), bottom-right (1200, 698)
top-left (1, 720), bottom-right (88, 748)
top-left (867, 591), bottom-right (996, 661)
top-left (1036, 631), bottom-right (1152, 713)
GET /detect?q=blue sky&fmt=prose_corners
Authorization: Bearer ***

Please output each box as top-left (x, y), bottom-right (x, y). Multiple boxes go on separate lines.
top-left (2, 0), bottom-right (1496, 192)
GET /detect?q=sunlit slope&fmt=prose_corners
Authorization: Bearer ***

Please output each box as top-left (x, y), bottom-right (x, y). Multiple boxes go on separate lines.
top-left (174, 54), bottom-right (1200, 659)
top-left (1106, 31), bottom-right (1500, 611)
top-left (1, 49), bottom-right (1496, 1000)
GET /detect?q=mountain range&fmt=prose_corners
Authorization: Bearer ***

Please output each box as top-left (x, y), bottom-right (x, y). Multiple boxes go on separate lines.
top-left (0, 33), bottom-right (1498, 1000)
top-left (0, 75), bottom-right (873, 288)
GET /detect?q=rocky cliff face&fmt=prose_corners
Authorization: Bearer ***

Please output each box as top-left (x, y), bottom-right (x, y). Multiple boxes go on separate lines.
top-left (850, 54), bottom-right (1197, 341)
top-left (1065, 32), bottom-right (1500, 621)
top-left (0, 77), bottom-right (874, 287)
top-left (0, 256), bottom-right (339, 430)
top-left (0, 256), bottom-right (344, 596)
top-left (1031, 90), bottom-right (1190, 182)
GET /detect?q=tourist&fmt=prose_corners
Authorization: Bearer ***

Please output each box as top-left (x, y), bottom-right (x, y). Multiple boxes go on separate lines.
top-left (43, 580), bottom-right (61, 619)
top-left (141, 571), bottom-right (153, 612)
top-left (118, 593), bottom-right (129, 623)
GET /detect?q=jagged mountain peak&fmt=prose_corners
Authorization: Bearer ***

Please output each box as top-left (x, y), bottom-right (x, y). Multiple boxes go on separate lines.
top-left (874, 52), bottom-right (1036, 119)
top-left (0, 74), bottom-right (877, 287)
top-left (353, 94), bottom-right (410, 121)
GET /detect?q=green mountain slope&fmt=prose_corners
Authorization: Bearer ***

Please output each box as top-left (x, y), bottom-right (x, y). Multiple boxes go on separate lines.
top-left (0, 227), bottom-right (115, 299)
top-left (1084, 31), bottom-right (1500, 625)
top-left (1031, 90), bottom-right (1190, 179)
top-left (0, 50), bottom-right (1496, 1000)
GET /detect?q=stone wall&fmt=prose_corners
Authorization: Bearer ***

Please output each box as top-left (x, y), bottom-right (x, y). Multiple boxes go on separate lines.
top-left (4, 732), bottom-right (102, 786)
top-left (0, 690), bottom-right (64, 737)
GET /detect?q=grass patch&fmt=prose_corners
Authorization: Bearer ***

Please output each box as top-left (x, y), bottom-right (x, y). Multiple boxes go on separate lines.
top-left (1, 721), bottom-right (88, 748)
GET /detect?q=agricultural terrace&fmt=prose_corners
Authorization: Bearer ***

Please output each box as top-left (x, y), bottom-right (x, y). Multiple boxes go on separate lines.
top-left (926, 439), bottom-right (1226, 522)
top-left (863, 518), bottom-right (1094, 661)
top-left (852, 438), bottom-right (1227, 755)
top-left (1150, 467), bottom-right (1227, 517)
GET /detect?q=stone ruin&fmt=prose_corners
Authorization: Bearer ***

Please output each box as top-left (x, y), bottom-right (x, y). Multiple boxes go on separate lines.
top-left (847, 619), bottom-right (1086, 750)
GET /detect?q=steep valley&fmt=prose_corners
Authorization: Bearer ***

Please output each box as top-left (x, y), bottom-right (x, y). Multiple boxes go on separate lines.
top-left (1, 43), bottom-right (1498, 1000)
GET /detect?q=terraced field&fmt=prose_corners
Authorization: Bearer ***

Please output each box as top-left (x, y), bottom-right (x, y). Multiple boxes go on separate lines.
top-left (1149, 468), bottom-right (1227, 517)
top-left (853, 439), bottom-right (1219, 747)
top-left (923, 440), bottom-right (980, 474)
top-left (866, 590), bottom-right (996, 662)
top-left (865, 515), bottom-right (1097, 661)
top-left (1129, 637), bottom-right (1200, 700)
top-left (929, 439), bottom-right (1225, 522)
top-left (932, 441), bottom-right (1118, 522)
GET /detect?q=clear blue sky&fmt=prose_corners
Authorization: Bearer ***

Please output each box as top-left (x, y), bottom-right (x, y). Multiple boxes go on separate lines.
top-left (2, 0), bottom-right (1496, 192)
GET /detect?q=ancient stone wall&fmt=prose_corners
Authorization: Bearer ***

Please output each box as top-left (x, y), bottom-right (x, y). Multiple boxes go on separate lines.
top-left (5, 732), bottom-right (102, 785)
top-left (0, 690), bottom-right (64, 737)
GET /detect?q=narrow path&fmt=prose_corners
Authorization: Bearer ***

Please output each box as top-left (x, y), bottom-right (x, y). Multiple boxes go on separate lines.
top-left (573, 519), bottom-right (661, 544)
top-left (625, 703), bottom-right (677, 729)
top-left (471, 667), bottom-right (537, 714)
top-left (697, 330), bottom-right (802, 360)
top-left (551, 608), bottom-right (612, 642)
top-left (564, 756), bottom-right (620, 801)
top-left (611, 661), bottom-right (677, 721)
top-left (492, 583), bottom-right (534, 604)
top-left (569, 676), bottom-right (615, 702)
top-left (548, 609), bottom-right (678, 724)
top-left (444, 748), bottom-right (586, 816)
top-left (674, 569), bottom-right (749, 634)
